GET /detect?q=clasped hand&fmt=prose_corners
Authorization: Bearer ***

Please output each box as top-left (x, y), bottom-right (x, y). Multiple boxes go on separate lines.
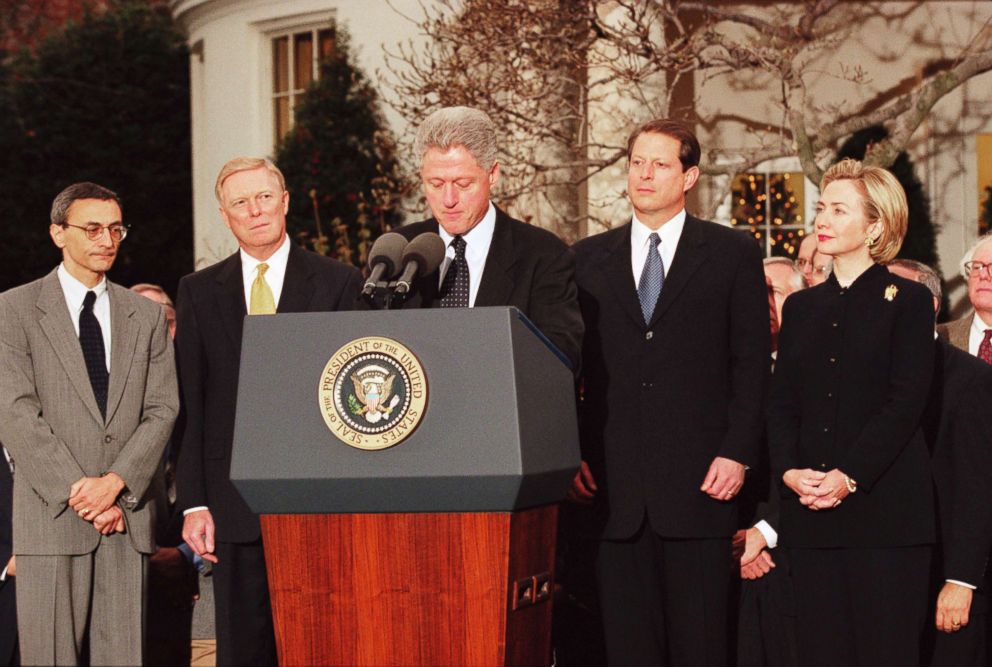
top-left (782, 468), bottom-right (850, 510)
top-left (69, 473), bottom-right (126, 533)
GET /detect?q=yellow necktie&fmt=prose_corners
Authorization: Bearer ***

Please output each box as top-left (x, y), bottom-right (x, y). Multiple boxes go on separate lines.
top-left (249, 263), bottom-right (276, 315)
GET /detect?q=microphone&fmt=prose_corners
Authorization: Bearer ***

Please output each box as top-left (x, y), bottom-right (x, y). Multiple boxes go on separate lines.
top-left (362, 232), bottom-right (408, 297)
top-left (394, 233), bottom-right (446, 295)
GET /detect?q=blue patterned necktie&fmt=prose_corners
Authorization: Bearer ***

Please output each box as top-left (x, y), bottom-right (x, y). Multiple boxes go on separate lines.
top-left (638, 233), bottom-right (664, 324)
top-left (79, 290), bottom-right (109, 419)
top-left (440, 235), bottom-right (470, 308)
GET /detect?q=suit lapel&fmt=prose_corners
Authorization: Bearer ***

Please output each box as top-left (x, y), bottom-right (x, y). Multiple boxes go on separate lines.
top-left (105, 282), bottom-right (138, 424)
top-left (36, 270), bottom-right (106, 425)
top-left (277, 244), bottom-right (313, 313)
top-left (475, 210), bottom-right (516, 307)
top-left (647, 215), bottom-right (707, 328)
top-left (214, 253), bottom-right (247, 353)
top-left (601, 224), bottom-right (645, 329)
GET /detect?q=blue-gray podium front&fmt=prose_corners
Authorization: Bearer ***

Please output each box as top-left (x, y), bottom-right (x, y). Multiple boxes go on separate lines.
top-left (231, 307), bottom-right (579, 666)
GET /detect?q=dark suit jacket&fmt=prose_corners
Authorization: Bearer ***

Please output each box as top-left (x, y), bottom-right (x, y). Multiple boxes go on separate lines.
top-left (387, 208), bottom-right (584, 371)
top-left (768, 264), bottom-right (935, 548)
top-left (573, 215), bottom-right (771, 540)
top-left (175, 243), bottom-right (362, 542)
top-left (926, 339), bottom-right (992, 587)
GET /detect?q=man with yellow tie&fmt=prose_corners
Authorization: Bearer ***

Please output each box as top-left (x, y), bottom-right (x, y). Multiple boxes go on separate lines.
top-left (174, 157), bottom-right (362, 666)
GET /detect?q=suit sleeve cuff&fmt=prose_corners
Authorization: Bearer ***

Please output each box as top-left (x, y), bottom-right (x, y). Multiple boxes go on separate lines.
top-left (946, 579), bottom-right (977, 590)
top-left (754, 520), bottom-right (778, 549)
top-left (183, 506), bottom-right (209, 516)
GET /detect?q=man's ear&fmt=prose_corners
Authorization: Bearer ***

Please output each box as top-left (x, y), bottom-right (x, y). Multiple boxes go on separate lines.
top-left (50, 223), bottom-right (66, 249)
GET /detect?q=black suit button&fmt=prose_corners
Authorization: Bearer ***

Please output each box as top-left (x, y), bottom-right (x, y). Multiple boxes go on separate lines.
top-left (832, 322), bottom-right (838, 328)
top-left (645, 331), bottom-right (653, 340)
top-left (823, 427), bottom-right (830, 433)
top-left (827, 392), bottom-right (833, 398)
top-left (829, 357), bottom-right (836, 363)
top-left (839, 290), bottom-right (846, 296)
top-left (104, 435), bottom-right (113, 444)
top-left (820, 462), bottom-right (827, 468)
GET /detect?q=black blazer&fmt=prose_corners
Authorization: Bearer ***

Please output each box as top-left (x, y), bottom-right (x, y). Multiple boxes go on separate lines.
top-left (926, 339), bottom-right (992, 586)
top-left (175, 243), bottom-right (362, 542)
top-left (573, 216), bottom-right (771, 540)
top-left (386, 208), bottom-right (584, 371)
top-left (768, 264), bottom-right (935, 548)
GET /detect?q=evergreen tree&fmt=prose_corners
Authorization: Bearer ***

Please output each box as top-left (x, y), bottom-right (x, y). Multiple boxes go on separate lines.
top-left (0, 0), bottom-right (191, 296)
top-left (276, 28), bottom-right (404, 269)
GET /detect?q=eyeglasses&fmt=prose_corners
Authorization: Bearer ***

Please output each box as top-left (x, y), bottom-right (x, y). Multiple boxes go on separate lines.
top-left (61, 222), bottom-right (129, 242)
top-left (964, 261), bottom-right (992, 278)
top-left (794, 258), bottom-right (830, 275)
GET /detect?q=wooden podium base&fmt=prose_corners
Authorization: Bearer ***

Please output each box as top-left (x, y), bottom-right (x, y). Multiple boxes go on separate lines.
top-left (261, 505), bottom-right (558, 666)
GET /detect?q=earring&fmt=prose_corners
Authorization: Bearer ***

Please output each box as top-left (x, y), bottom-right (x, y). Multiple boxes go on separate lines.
top-left (865, 234), bottom-right (878, 247)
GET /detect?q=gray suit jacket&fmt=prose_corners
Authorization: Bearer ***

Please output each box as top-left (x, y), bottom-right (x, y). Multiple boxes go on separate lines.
top-left (0, 269), bottom-right (178, 555)
top-left (937, 314), bottom-right (972, 353)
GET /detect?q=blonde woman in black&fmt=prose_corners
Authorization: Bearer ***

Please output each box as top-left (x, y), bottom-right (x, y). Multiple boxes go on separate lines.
top-left (768, 159), bottom-right (935, 666)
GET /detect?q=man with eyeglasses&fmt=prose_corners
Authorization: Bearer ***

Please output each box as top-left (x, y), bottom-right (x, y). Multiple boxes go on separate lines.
top-left (939, 234), bottom-right (992, 364)
top-left (794, 233), bottom-right (832, 286)
top-left (0, 182), bottom-right (178, 664)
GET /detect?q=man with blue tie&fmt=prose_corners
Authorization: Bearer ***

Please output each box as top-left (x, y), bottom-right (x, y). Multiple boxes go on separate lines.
top-left (0, 182), bottom-right (179, 664)
top-left (570, 119), bottom-right (770, 666)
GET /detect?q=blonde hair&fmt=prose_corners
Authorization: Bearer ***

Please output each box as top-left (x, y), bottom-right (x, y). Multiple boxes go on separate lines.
top-left (819, 158), bottom-right (907, 264)
top-left (214, 157), bottom-right (286, 203)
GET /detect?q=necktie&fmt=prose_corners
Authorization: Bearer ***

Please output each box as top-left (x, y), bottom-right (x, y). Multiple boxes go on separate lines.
top-left (638, 233), bottom-right (664, 324)
top-left (979, 330), bottom-right (992, 365)
top-left (250, 262), bottom-right (276, 315)
top-left (79, 291), bottom-right (108, 419)
top-left (440, 236), bottom-right (470, 308)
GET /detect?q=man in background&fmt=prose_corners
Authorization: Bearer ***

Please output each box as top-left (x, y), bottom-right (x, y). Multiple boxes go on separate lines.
top-left (939, 234), bottom-right (992, 362)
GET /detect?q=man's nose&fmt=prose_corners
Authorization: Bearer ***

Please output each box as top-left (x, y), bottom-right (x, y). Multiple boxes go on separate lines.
top-left (442, 184), bottom-right (458, 208)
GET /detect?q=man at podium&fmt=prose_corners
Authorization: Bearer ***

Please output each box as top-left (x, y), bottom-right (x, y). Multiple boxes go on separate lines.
top-left (370, 106), bottom-right (584, 371)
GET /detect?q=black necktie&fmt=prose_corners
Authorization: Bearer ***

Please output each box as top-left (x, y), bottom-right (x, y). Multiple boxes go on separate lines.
top-left (440, 236), bottom-right (470, 308)
top-left (79, 291), bottom-right (109, 419)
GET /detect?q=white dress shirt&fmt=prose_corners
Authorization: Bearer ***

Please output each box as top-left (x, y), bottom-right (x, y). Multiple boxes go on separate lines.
top-left (57, 264), bottom-right (111, 372)
top-left (437, 202), bottom-right (497, 307)
top-left (239, 234), bottom-right (291, 310)
top-left (968, 312), bottom-right (992, 357)
top-left (630, 210), bottom-right (686, 286)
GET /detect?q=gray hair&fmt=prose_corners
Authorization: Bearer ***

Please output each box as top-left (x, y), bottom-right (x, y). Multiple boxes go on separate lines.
top-left (414, 107), bottom-right (498, 170)
top-left (888, 258), bottom-right (942, 303)
top-left (130, 283), bottom-right (174, 308)
top-left (960, 233), bottom-right (992, 279)
top-left (763, 256), bottom-right (807, 291)
top-left (50, 182), bottom-right (120, 227)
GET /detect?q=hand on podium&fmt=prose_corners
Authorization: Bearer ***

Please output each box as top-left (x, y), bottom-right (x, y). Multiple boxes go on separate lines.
top-left (566, 461), bottom-right (597, 504)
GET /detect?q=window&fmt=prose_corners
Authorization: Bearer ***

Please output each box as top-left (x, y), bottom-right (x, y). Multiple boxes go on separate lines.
top-left (978, 134), bottom-right (992, 235)
top-left (729, 171), bottom-right (808, 258)
top-left (272, 27), bottom-right (335, 144)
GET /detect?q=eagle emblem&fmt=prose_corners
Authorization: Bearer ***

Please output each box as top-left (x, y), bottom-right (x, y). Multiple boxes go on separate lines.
top-left (884, 284), bottom-right (898, 302)
top-left (349, 364), bottom-right (400, 424)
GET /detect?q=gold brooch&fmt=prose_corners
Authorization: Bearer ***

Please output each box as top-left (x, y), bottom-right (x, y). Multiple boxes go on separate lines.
top-left (884, 284), bottom-right (898, 302)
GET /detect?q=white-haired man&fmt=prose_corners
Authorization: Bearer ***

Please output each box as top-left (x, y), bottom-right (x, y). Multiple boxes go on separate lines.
top-left (383, 106), bottom-right (583, 370)
top-left (939, 233), bottom-right (992, 364)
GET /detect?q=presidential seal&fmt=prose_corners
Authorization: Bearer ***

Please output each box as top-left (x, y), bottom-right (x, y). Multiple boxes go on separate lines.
top-left (317, 336), bottom-right (428, 450)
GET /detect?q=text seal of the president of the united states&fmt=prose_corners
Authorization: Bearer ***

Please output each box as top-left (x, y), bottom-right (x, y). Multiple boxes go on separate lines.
top-left (318, 336), bottom-right (427, 450)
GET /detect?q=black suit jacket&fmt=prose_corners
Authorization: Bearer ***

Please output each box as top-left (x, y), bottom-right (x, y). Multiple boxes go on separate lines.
top-left (926, 339), bottom-right (992, 587)
top-left (175, 243), bottom-right (362, 542)
top-left (573, 216), bottom-right (771, 540)
top-left (386, 208), bottom-right (584, 371)
top-left (768, 265), bottom-right (935, 548)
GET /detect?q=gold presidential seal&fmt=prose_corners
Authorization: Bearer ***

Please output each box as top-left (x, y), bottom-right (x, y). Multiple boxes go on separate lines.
top-left (317, 336), bottom-right (428, 450)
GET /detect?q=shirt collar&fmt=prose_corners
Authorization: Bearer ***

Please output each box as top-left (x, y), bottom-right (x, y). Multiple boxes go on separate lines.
top-left (239, 234), bottom-right (290, 279)
top-left (631, 209), bottom-right (686, 249)
top-left (971, 312), bottom-right (992, 334)
top-left (437, 202), bottom-right (497, 263)
top-left (57, 263), bottom-right (107, 313)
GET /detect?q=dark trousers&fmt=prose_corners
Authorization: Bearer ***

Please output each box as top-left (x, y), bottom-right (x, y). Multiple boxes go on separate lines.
top-left (0, 579), bottom-right (18, 666)
top-left (596, 522), bottom-right (731, 667)
top-left (213, 539), bottom-right (277, 667)
top-left (790, 545), bottom-right (931, 667)
top-left (735, 549), bottom-right (797, 667)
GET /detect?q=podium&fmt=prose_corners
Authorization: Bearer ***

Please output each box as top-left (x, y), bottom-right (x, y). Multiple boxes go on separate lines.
top-left (231, 307), bottom-right (580, 666)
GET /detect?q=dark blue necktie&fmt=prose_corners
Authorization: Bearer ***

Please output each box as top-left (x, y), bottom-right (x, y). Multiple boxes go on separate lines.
top-left (79, 291), bottom-right (108, 419)
top-left (638, 233), bottom-right (664, 324)
top-left (440, 235), bottom-right (470, 308)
